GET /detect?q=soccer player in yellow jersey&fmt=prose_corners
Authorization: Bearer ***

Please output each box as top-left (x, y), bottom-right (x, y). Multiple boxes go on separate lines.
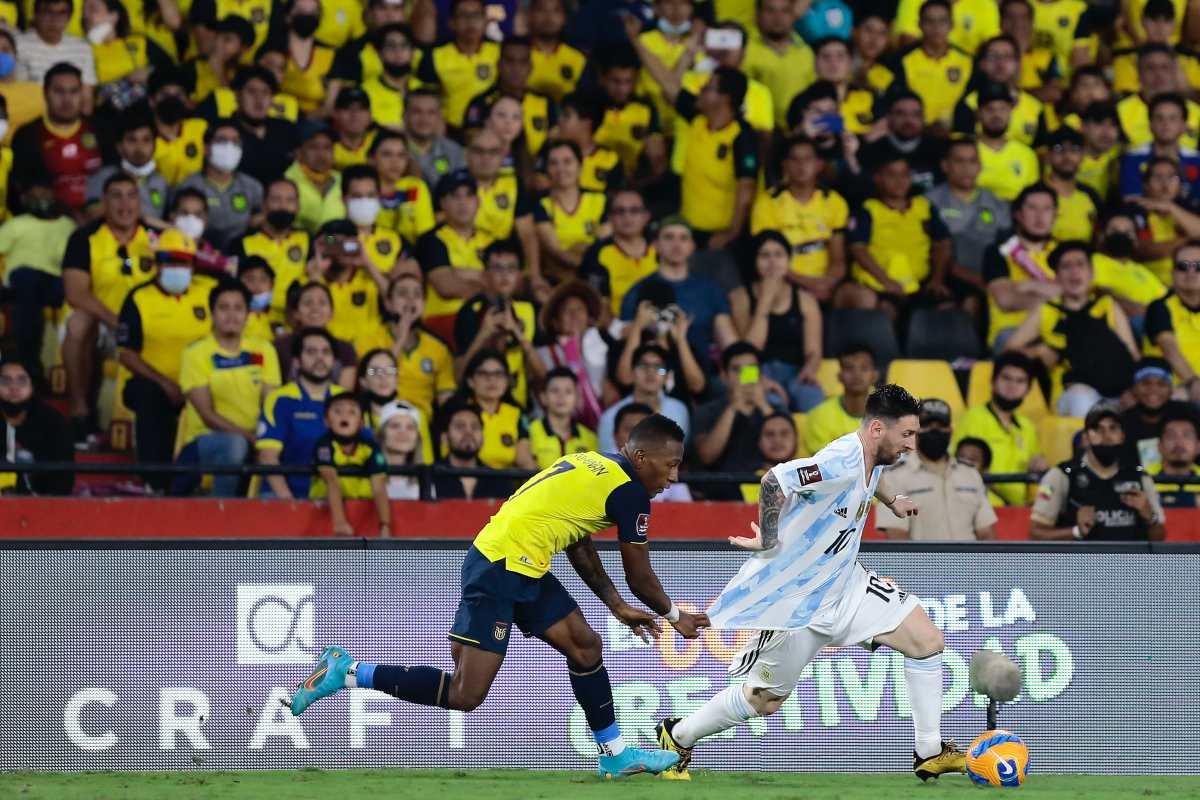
top-left (288, 413), bottom-right (706, 780)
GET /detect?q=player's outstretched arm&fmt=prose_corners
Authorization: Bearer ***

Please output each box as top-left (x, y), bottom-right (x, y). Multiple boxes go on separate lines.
top-left (729, 470), bottom-right (785, 551)
top-left (565, 537), bottom-right (661, 642)
top-left (618, 541), bottom-right (709, 639)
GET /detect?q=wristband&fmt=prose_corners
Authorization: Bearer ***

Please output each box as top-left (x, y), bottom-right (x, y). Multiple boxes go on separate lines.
top-left (664, 603), bottom-right (681, 623)
top-left (1071, 525), bottom-right (1083, 540)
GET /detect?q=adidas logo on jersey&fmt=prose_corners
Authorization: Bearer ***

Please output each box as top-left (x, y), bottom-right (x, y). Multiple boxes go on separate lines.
top-left (835, 507), bottom-right (848, 518)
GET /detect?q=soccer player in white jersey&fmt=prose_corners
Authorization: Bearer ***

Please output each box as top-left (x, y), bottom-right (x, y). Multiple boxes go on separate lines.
top-left (656, 385), bottom-right (967, 781)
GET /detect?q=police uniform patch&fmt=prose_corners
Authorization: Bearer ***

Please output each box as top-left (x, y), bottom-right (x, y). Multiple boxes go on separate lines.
top-left (185, 143), bottom-right (198, 158)
top-left (495, 193), bottom-right (509, 209)
top-left (476, 64), bottom-right (491, 81)
top-left (947, 67), bottom-right (962, 83)
top-left (421, 357), bottom-right (434, 374)
top-left (376, 239), bottom-right (392, 256)
top-left (351, 291), bottom-right (367, 306)
top-left (501, 433), bottom-right (514, 447)
top-left (232, 194), bottom-right (248, 212)
top-left (717, 143), bottom-right (729, 159)
top-left (193, 306), bottom-right (207, 321)
top-left (560, 65), bottom-right (573, 80)
top-left (288, 245), bottom-right (303, 261)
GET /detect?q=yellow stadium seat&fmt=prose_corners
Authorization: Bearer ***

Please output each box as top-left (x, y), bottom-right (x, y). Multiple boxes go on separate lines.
top-left (793, 413), bottom-right (809, 457)
top-left (1040, 416), bottom-right (1083, 466)
top-left (886, 359), bottom-right (964, 421)
top-left (966, 361), bottom-right (1049, 424)
top-left (816, 358), bottom-right (841, 397)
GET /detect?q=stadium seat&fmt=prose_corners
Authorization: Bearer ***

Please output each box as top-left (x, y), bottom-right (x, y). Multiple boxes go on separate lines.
top-left (793, 413), bottom-right (809, 456)
top-left (886, 360), bottom-right (965, 420)
top-left (823, 309), bottom-right (900, 373)
top-left (905, 308), bottom-right (983, 361)
top-left (1039, 416), bottom-right (1083, 466)
top-left (966, 362), bottom-right (1049, 424)
top-left (816, 358), bottom-right (841, 397)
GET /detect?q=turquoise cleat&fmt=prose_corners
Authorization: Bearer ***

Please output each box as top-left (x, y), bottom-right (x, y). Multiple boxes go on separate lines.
top-left (287, 646), bottom-right (353, 716)
top-left (596, 747), bottom-right (680, 780)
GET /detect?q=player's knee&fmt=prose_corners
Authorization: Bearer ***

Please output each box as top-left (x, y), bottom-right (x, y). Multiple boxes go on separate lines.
top-left (743, 686), bottom-right (789, 717)
top-left (913, 626), bottom-right (944, 659)
top-left (571, 629), bottom-right (603, 665)
top-left (447, 684), bottom-right (489, 712)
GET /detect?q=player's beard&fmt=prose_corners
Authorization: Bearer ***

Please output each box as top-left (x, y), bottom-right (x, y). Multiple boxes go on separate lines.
top-left (875, 443), bottom-right (903, 466)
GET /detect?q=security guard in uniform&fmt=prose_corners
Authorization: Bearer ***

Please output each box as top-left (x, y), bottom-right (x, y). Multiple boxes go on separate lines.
top-left (116, 229), bottom-right (216, 490)
top-left (1031, 405), bottom-right (1167, 540)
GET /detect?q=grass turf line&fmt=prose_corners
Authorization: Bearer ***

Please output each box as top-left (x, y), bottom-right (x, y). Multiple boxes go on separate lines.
top-left (3, 770), bottom-right (1200, 800)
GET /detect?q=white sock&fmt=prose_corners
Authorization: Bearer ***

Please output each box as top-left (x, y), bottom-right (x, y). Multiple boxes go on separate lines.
top-left (905, 654), bottom-right (944, 759)
top-left (672, 684), bottom-right (757, 748)
top-left (346, 661), bottom-right (360, 688)
top-left (597, 734), bottom-right (625, 757)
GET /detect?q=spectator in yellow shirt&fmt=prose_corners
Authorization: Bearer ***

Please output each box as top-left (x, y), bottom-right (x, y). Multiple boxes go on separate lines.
top-left (1078, 100), bottom-right (1121, 201)
top-left (529, 366), bottom-right (598, 469)
top-left (852, 11), bottom-right (896, 96)
top-left (801, 342), bottom-right (878, 456)
top-left (1130, 157), bottom-right (1200, 283)
top-left (743, 0), bottom-right (815, 129)
top-left (526, 0), bottom-right (585, 103)
top-left (809, 36), bottom-right (877, 135)
top-left (975, 80), bottom-right (1040, 202)
top-left (893, 0), bottom-right (975, 128)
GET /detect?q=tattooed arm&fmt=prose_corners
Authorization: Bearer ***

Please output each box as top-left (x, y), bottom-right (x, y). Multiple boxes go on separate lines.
top-left (728, 470), bottom-right (786, 551)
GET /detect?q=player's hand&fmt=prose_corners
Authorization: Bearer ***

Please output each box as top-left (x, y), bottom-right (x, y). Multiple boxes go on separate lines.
top-left (670, 610), bottom-right (710, 639)
top-left (613, 602), bottom-right (661, 642)
top-left (729, 521), bottom-right (773, 551)
top-left (888, 494), bottom-right (919, 517)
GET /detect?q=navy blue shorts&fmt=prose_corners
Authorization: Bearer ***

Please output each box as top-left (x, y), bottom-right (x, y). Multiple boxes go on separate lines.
top-left (448, 546), bottom-right (579, 655)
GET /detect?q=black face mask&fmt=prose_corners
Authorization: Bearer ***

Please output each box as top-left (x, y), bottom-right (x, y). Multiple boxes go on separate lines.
top-left (156, 95), bottom-right (188, 124)
top-left (1103, 232), bottom-right (1135, 260)
top-left (266, 210), bottom-right (296, 231)
top-left (383, 61), bottom-right (411, 78)
top-left (992, 394), bottom-right (1023, 412)
top-left (1091, 443), bottom-right (1122, 467)
top-left (365, 391), bottom-right (394, 406)
top-left (298, 368), bottom-right (330, 384)
top-left (290, 13), bottom-right (320, 37)
top-left (331, 430), bottom-right (360, 445)
top-left (917, 429), bottom-right (951, 461)
top-left (0, 398), bottom-right (30, 417)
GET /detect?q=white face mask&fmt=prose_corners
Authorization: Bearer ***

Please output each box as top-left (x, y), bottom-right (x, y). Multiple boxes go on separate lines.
top-left (693, 55), bottom-right (718, 75)
top-left (86, 21), bottom-right (114, 45)
top-left (158, 266), bottom-right (193, 295)
top-left (347, 196), bottom-right (381, 227)
top-left (121, 158), bottom-right (156, 178)
top-left (250, 291), bottom-right (272, 311)
top-left (173, 214), bottom-right (205, 240)
top-left (209, 142), bottom-right (242, 173)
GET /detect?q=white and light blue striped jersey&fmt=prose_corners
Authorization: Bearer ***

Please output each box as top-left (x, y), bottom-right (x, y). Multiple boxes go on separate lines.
top-left (707, 432), bottom-right (883, 630)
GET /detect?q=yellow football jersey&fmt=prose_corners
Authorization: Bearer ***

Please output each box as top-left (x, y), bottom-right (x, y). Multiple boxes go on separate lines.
top-left (473, 451), bottom-right (652, 577)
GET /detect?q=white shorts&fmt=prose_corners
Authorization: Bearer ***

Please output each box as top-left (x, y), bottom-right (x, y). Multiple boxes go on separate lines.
top-left (728, 564), bottom-right (921, 696)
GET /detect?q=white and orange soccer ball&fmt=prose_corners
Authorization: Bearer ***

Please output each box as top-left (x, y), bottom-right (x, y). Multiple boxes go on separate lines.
top-left (965, 729), bottom-right (1029, 787)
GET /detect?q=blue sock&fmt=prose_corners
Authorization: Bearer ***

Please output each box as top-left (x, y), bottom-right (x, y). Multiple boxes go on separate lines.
top-left (363, 664), bottom-right (450, 708)
top-left (569, 660), bottom-right (623, 755)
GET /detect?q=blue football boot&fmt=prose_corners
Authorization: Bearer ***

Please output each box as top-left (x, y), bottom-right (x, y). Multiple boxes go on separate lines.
top-left (286, 646), bottom-right (353, 716)
top-left (596, 746), bottom-right (680, 780)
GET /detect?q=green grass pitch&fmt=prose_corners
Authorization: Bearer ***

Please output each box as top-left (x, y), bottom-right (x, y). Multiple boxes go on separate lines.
top-left (3, 770), bottom-right (1200, 799)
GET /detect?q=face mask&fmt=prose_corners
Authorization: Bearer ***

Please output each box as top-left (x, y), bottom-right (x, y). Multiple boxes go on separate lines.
top-left (121, 158), bottom-right (156, 178)
top-left (86, 21), bottom-right (114, 45)
top-left (266, 210), bottom-right (296, 230)
top-left (1103, 232), bottom-right (1134, 260)
top-left (692, 56), bottom-right (718, 75)
top-left (0, 52), bottom-right (15, 79)
top-left (290, 13), bottom-right (320, 37)
top-left (347, 197), bottom-right (381, 226)
top-left (0, 120), bottom-right (9, 142)
top-left (992, 393), bottom-right (1022, 412)
top-left (657, 17), bottom-right (691, 36)
top-left (156, 95), bottom-right (188, 124)
top-left (158, 266), bottom-right (193, 294)
top-left (889, 134), bottom-right (920, 153)
top-left (365, 390), bottom-right (394, 406)
top-left (173, 213), bottom-right (205, 240)
top-left (250, 291), bottom-right (272, 311)
top-left (0, 398), bottom-right (30, 417)
top-left (1091, 443), bottom-right (1122, 467)
top-left (209, 142), bottom-right (243, 172)
top-left (916, 429), bottom-right (951, 461)
top-left (383, 61), bottom-right (411, 78)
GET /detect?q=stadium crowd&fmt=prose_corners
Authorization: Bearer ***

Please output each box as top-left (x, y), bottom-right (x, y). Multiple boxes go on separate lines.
top-left (0, 0), bottom-right (1198, 538)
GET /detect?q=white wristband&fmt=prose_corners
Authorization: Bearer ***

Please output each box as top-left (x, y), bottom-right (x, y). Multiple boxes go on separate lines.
top-left (664, 603), bottom-right (681, 623)
top-left (1071, 525), bottom-right (1083, 540)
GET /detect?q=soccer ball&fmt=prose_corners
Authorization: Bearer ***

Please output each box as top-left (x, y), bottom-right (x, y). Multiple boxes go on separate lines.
top-left (965, 729), bottom-right (1029, 787)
